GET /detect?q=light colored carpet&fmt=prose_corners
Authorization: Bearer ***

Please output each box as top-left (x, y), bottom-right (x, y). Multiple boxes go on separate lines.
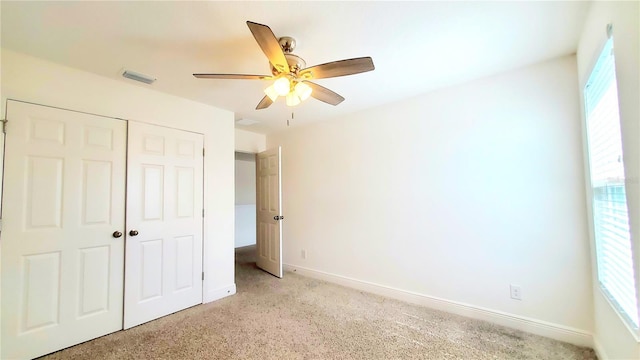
top-left (40, 245), bottom-right (596, 359)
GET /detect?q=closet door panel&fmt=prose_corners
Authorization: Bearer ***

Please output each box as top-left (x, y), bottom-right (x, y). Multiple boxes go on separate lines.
top-left (124, 122), bottom-right (203, 329)
top-left (1, 101), bottom-right (126, 360)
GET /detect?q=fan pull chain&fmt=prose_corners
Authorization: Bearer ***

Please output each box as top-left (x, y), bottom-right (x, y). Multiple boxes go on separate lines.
top-left (287, 112), bottom-right (294, 127)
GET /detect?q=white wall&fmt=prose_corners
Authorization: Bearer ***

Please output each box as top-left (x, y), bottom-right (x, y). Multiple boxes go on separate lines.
top-left (235, 205), bottom-right (256, 248)
top-left (268, 55), bottom-right (594, 345)
top-left (235, 152), bottom-right (256, 248)
top-left (235, 152), bottom-right (257, 205)
top-left (577, 1), bottom-right (640, 359)
top-left (235, 129), bottom-right (266, 153)
top-left (0, 49), bottom-right (237, 302)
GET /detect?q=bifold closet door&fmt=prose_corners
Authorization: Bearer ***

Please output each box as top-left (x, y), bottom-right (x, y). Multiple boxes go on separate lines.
top-left (1, 101), bottom-right (127, 360)
top-left (124, 122), bottom-right (204, 329)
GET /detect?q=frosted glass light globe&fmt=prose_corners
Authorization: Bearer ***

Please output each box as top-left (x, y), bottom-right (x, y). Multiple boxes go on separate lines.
top-left (264, 85), bottom-right (279, 101)
top-left (294, 82), bottom-right (312, 101)
top-left (273, 78), bottom-right (290, 96)
top-left (286, 92), bottom-right (301, 106)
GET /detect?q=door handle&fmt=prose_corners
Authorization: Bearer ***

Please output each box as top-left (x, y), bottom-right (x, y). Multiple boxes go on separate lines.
top-left (129, 230), bottom-right (139, 236)
top-left (273, 216), bottom-right (284, 221)
top-left (112, 231), bottom-right (123, 238)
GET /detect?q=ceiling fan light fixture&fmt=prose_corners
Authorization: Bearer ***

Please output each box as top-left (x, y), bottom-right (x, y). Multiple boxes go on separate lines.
top-left (273, 77), bottom-right (290, 96)
top-left (264, 84), bottom-right (279, 102)
top-left (286, 92), bottom-right (301, 107)
top-left (294, 82), bottom-right (312, 101)
top-left (193, 21), bottom-right (375, 111)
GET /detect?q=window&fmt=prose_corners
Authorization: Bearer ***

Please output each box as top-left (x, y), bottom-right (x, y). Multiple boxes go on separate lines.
top-left (584, 38), bottom-right (639, 327)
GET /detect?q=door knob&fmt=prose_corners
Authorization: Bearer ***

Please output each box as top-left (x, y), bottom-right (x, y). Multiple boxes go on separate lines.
top-left (273, 216), bottom-right (284, 221)
top-left (112, 231), bottom-right (123, 238)
top-left (129, 230), bottom-right (139, 236)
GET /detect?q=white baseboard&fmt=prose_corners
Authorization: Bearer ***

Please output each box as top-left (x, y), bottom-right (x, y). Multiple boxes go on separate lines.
top-left (592, 337), bottom-right (609, 360)
top-left (284, 263), bottom-right (594, 348)
top-left (204, 283), bottom-right (236, 303)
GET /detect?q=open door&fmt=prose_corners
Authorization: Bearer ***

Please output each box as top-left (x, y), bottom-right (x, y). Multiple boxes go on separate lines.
top-left (256, 147), bottom-right (283, 278)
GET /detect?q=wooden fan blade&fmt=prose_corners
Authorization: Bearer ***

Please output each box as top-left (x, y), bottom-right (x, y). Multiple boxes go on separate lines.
top-left (256, 95), bottom-right (273, 110)
top-left (305, 81), bottom-right (345, 106)
top-left (193, 74), bottom-right (271, 80)
top-left (246, 21), bottom-right (289, 74)
top-left (300, 57), bottom-right (374, 79)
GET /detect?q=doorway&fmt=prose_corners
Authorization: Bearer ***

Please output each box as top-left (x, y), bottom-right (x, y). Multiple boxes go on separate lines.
top-left (234, 148), bottom-right (283, 279)
top-left (234, 152), bottom-right (257, 249)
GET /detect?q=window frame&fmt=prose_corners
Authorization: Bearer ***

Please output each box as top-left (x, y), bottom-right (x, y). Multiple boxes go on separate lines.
top-left (582, 35), bottom-right (640, 338)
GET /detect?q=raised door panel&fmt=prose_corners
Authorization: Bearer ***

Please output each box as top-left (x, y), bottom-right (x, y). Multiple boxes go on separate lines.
top-left (78, 246), bottom-right (111, 317)
top-left (269, 173), bottom-right (278, 212)
top-left (176, 167), bottom-right (195, 218)
top-left (143, 135), bottom-right (165, 155)
top-left (175, 235), bottom-right (194, 292)
top-left (142, 165), bottom-right (164, 221)
top-left (258, 157), bottom-right (268, 212)
top-left (140, 239), bottom-right (164, 301)
top-left (258, 223), bottom-right (268, 259)
top-left (82, 160), bottom-right (112, 225)
top-left (21, 252), bottom-right (61, 333)
top-left (29, 117), bottom-right (65, 145)
top-left (84, 126), bottom-right (113, 149)
top-left (26, 156), bottom-right (64, 229)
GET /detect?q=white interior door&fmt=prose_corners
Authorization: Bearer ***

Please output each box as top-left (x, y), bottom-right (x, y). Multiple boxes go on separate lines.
top-left (1, 101), bottom-right (127, 359)
top-left (124, 122), bottom-right (204, 329)
top-left (256, 147), bottom-right (283, 278)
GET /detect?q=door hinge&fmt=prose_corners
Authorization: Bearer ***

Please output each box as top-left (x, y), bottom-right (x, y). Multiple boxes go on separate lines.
top-left (1, 119), bottom-right (7, 134)
top-left (202, 209), bottom-right (205, 218)
top-left (203, 148), bottom-right (205, 156)
top-left (0, 218), bottom-right (3, 232)
top-left (202, 272), bottom-right (205, 281)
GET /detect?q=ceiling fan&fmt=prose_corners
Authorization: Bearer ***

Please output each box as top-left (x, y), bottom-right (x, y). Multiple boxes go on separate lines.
top-left (194, 21), bottom-right (375, 110)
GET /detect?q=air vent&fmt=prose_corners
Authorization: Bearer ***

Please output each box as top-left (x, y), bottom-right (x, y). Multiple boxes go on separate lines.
top-left (122, 70), bottom-right (156, 84)
top-left (235, 118), bottom-right (260, 126)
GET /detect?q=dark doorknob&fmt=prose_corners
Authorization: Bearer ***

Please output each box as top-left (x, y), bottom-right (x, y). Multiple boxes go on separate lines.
top-left (112, 231), bottom-right (123, 238)
top-left (129, 230), bottom-right (139, 236)
top-left (273, 216), bottom-right (284, 221)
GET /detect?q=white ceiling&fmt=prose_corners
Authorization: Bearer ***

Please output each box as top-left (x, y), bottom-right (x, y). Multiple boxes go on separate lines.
top-left (1, 1), bottom-right (590, 134)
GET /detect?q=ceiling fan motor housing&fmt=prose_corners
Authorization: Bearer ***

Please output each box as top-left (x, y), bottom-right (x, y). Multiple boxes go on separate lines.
top-left (271, 53), bottom-right (306, 75)
top-left (278, 36), bottom-right (296, 53)
top-left (269, 36), bottom-right (306, 75)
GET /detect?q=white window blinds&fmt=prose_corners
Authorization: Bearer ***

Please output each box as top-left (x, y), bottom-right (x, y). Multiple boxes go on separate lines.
top-left (585, 38), bottom-right (639, 327)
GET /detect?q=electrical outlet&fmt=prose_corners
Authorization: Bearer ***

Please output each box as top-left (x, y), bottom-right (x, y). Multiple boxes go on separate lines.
top-left (510, 285), bottom-right (522, 300)
top-left (301, 249), bottom-right (307, 259)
